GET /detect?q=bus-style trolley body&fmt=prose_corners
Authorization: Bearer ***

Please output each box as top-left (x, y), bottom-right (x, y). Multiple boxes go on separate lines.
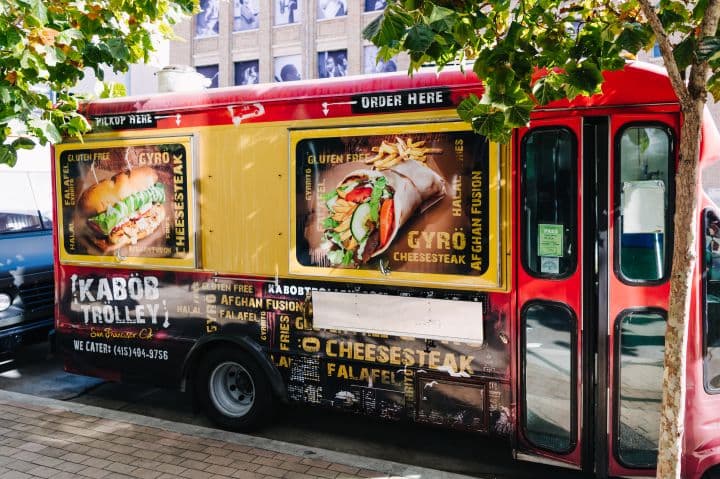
top-left (52, 62), bottom-right (720, 478)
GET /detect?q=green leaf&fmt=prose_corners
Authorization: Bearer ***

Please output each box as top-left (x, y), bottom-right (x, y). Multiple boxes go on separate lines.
top-left (532, 77), bottom-right (566, 105)
top-left (505, 101), bottom-right (532, 128)
top-left (699, 36), bottom-right (720, 61)
top-left (674, 35), bottom-right (697, 70)
top-left (565, 61), bottom-right (604, 94)
top-left (106, 38), bottom-right (130, 61)
top-left (0, 145), bottom-right (18, 167)
top-left (457, 94), bottom-right (485, 121)
top-left (471, 110), bottom-right (506, 140)
top-left (365, 6), bottom-right (413, 48)
top-left (56, 29), bottom-right (85, 45)
top-left (708, 71), bottom-right (720, 102)
top-left (428, 5), bottom-right (455, 30)
top-left (30, 118), bottom-right (62, 144)
top-left (404, 24), bottom-right (435, 53)
top-left (26, 0), bottom-right (48, 24)
top-left (11, 137), bottom-right (36, 150)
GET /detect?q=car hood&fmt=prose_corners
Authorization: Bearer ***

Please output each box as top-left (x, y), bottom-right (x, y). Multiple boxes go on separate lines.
top-left (0, 232), bottom-right (53, 288)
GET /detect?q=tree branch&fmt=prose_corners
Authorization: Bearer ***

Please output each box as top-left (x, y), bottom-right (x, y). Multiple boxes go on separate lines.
top-left (637, 0), bottom-right (690, 104)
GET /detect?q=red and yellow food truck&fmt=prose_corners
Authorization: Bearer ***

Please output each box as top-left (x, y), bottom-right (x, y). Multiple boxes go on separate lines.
top-left (52, 62), bottom-right (720, 478)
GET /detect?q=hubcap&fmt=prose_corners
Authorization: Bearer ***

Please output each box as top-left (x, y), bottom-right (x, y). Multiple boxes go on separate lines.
top-left (209, 361), bottom-right (255, 417)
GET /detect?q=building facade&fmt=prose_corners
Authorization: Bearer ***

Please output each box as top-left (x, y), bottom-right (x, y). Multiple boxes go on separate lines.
top-left (169, 0), bottom-right (406, 87)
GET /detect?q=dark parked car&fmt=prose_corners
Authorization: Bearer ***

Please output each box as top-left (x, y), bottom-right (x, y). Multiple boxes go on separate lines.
top-left (0, 171), bottom-right (54, 354)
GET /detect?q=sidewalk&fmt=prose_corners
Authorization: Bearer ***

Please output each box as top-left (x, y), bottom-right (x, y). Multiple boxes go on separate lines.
top-left (0, 390), bottom-right (478, 479)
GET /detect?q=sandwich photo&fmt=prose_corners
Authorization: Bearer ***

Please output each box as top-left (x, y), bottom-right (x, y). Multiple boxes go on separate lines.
top-left (76, 166), bottom-right (167, 253)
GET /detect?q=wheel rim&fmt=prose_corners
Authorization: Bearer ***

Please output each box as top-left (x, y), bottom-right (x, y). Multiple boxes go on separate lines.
top-left (208, 361), bottom-right (255, 418)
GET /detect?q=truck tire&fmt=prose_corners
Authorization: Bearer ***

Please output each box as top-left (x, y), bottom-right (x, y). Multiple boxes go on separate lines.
top-left (197, 347), bottom-right (272, 431)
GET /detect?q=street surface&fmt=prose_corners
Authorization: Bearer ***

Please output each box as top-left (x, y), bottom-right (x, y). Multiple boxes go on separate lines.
top-left (0, 342), bottom-right (588, 479)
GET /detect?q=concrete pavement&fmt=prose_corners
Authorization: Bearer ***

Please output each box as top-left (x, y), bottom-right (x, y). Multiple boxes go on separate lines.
top-left (0, 389), bottom-right (482, 479)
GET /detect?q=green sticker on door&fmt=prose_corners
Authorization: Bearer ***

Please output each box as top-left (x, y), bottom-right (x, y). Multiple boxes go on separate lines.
top-left (538, 224), bottom-right (564, 257)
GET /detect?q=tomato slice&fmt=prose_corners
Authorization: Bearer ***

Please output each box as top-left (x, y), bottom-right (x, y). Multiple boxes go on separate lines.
top-left (379, 199), bottom-right (394, 247)
top-left (344, 186), bottom-right (373, 203)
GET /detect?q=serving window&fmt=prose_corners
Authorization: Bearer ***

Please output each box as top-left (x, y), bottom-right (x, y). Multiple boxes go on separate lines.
top-left (54, 137), bottom-right (197, 269)
top-left (289, 123), bottom-right (505, 290)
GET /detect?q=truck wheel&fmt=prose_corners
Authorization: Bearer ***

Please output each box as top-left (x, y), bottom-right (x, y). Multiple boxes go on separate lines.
top-left (197, 347), bottom-right (272, 431)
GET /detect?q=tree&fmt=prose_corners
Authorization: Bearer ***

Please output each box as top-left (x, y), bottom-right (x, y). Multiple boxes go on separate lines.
top-left (364, 1), bottom-right (720, 477)
top-left (0, 0), bottom-right (197, 166)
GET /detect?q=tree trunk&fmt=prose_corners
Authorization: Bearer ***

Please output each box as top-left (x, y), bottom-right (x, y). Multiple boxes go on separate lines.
top-left (656, 101), bottom-right (703, 478)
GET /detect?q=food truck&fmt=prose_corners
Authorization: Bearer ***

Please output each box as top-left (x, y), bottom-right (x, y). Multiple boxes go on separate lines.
top-left (52, 62), bottom-right (720, 478)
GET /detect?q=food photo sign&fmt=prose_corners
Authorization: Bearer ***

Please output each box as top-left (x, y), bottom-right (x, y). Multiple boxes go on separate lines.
top-left (55, 138), bottom-right (196, 269)
top-left (290, 124), bottom-right (504, 289)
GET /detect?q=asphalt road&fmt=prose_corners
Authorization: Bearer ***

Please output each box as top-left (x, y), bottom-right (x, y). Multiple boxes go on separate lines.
top-left (0, 342), bottom-right (588, 479)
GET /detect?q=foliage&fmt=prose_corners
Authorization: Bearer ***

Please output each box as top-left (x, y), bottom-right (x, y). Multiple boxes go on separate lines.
top-left (0, 0), bottom-right (196, 166)
top-left (362, 0), bottom-right (713, 143)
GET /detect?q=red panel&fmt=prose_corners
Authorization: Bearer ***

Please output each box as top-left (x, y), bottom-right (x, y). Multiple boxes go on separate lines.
top-left (79, 63), bottom-right (678, 130)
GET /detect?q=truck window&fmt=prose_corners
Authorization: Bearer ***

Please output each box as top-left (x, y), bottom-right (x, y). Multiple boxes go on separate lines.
top-left (704, 209), bottom-right (720, 392)
top-left (616, 125), bottom-right (673, 282)
top-left (522, 301), bottom-right (575, 453)
top-left (616, 310), bottom-right (665, 468)
top-left (521, 128), bottom-right (577, 278)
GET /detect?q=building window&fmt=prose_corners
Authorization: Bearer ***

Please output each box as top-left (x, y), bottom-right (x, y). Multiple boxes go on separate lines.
top-left (363, 45), bottom-right (397, 74)
top-left (274, 55), bottom-right (302, 82)
top-left (364, 0), bottom-right (386, 11)
top-left (318, 0), bottom-right (347, 19)
top-left (196, 65), bottom-right (219, 88)
top-left (318, 50), bottom-right (347, 78)
top-left (234, 60), bottom-right (259, 85)
top-left (196, 0), bottom-right (220, 37)
top-left (275, 0), bottom-right (300, 25)
top-left (234, 0), bottom-right (259, 31)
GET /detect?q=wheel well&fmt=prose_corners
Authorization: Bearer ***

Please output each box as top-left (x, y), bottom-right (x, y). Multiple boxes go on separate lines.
top-left (182, 337), bottom-right (287, 402)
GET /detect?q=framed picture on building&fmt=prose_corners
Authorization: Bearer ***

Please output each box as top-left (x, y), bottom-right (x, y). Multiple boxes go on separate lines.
top-left (235, 60), bottom-right (259, 85)
top-left (318, 50), bottom-right (347, 78)
top-left (274, 55), bottom-right (302, 82)
top-left (317, 0), bottom-right (347, 19)
top-left (364, 0), bottom-right (386, 11)
top-left (363, 45), bottom-right (398, 74)
top-left (275, 0), bottom-right (300, 25)
top-left (196, 0), bottom-right (220, 37)
top-left (234, 0), bottom-right (259, 31)
top-left (196, 65), bottom-right (219, 88)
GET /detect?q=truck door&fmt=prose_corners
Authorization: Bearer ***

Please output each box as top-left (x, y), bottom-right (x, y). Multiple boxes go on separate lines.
top-left (516, 117), bottom-right (584, 470)
top-left (605, 114), bottom-right (676, 477)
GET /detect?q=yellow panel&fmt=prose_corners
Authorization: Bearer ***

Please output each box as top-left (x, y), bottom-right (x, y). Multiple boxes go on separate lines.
top-left (61, 109), bottom-right (510, 292)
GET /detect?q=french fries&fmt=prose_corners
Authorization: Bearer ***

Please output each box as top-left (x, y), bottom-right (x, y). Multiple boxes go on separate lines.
top-left (364, 137), bottom-right (443, 170)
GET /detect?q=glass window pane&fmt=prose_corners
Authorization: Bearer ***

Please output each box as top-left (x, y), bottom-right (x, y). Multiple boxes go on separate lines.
top-left (0, 172), bottom-right (42, 234)
top-left (617, 126), bottom-right (672, 281)
top-left (704, 210), bottom-right (720, 391)
top-left (617, 311), bottom-right (665, 468)
top-left (521, 128), bottom-right (577, 277)
top-left (523, 302), bottom-right (574, 452)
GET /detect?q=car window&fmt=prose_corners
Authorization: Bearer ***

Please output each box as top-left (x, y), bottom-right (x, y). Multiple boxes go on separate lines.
top-left (0, 171), bottom-right (51, 233)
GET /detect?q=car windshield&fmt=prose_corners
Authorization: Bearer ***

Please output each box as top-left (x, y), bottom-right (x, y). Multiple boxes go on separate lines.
top-left (0, 171), bottom-right (52, 234)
